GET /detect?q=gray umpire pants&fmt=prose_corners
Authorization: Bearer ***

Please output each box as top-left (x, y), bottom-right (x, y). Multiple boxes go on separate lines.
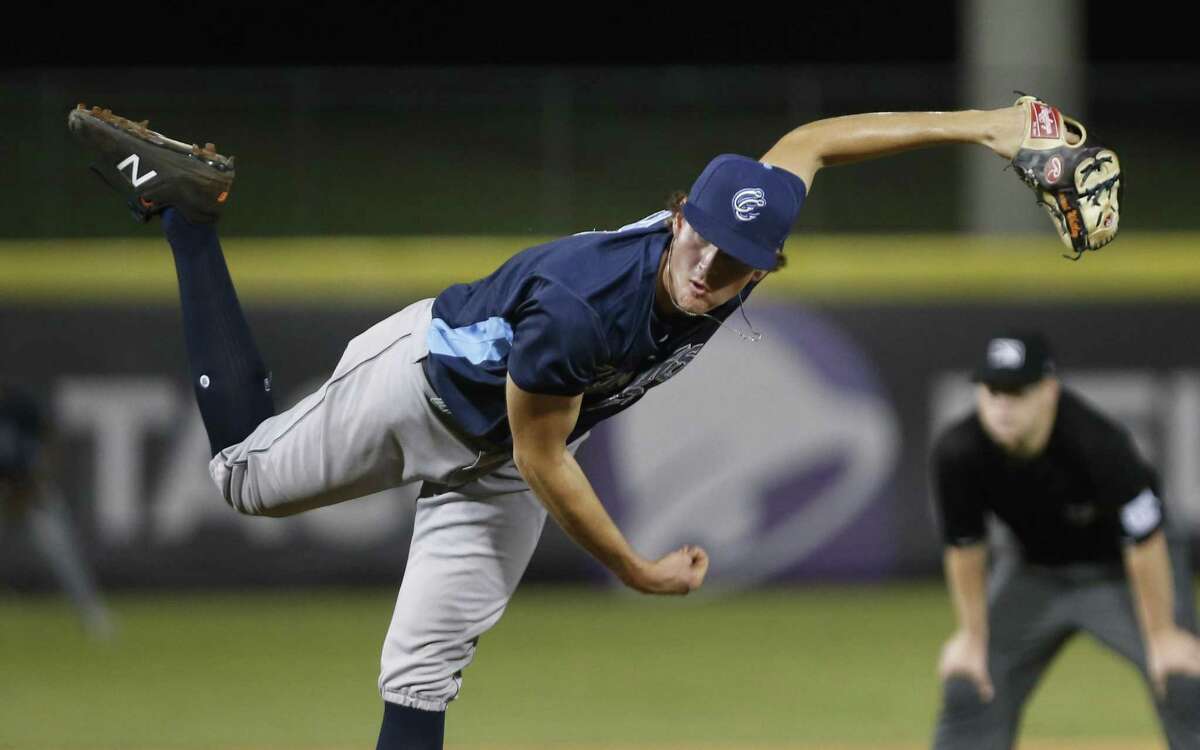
top-left (207, 298), bottom-right (578, 711)
top-left (934, 542), bottom-right (1200, 749)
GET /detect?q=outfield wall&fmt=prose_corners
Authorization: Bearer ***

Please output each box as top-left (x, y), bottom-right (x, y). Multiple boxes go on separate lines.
top-left (2, 233), bottom-right (1199, 589)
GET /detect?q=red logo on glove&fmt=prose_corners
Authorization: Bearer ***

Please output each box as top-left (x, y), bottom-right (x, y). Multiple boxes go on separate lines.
top-left (1044, 156), bottom-right (1063, 183)
top-left (1030, 102), bottom-right (1060, 139)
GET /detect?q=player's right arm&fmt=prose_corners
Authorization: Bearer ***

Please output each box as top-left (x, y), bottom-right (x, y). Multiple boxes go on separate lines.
top-left (939, 542), bottom-right (994, 702)
top-left (931, 426), bottom-right (994, 700)
top-left (506, 376), bottom-right (708, 595)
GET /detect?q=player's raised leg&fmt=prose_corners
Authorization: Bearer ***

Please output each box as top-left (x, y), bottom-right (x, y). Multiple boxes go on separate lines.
top-left (66, 106), bottom-right (482, 518)
top-left (67, 105), bottom-right (274, 457)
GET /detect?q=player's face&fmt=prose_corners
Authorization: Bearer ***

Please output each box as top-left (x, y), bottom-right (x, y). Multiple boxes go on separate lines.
top-left (976, 378), bottom-right (1060, 456)
top-left (663, 214), bottom-right (767, 315)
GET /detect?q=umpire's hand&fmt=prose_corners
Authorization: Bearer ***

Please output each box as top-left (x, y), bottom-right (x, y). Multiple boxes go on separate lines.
top-left (938, 629), bottom-right (994, 702)
top-left (1147, 627), bottom-right (1200, 698)
top-left (628, 545), bottom-right (710, 595)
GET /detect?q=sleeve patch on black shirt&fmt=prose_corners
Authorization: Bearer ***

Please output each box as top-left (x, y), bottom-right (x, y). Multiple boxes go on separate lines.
top-left (1120, 488), bottom-right (1162, 539)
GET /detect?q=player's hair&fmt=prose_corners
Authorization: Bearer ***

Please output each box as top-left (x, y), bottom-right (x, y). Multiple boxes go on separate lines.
top-left (664, 191), bottom-right (788, 270)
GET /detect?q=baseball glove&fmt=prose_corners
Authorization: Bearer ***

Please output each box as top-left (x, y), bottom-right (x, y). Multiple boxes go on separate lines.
top-left (1010, 94), bottom-right (1122, 260)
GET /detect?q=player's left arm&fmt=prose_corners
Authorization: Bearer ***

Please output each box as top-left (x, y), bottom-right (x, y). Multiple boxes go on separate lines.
top-left (1123, 527), bottom-right (1200, 696)
top-left (760, 106), bottom-right (1025, 192)
top-left (1097, 426), bottom-right (1200, 694)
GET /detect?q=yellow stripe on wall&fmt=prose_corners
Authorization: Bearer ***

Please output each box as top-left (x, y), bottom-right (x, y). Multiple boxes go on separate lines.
top-left (1, 233), bottom-right (1198, 306)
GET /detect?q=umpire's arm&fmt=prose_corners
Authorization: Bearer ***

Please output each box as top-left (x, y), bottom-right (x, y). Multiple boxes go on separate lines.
top-left (1123, 526), bottom-right (1200, 695)
top-left (759, 105), bottom-right (1026, 192)
top-left (506, 376), bottom-right (708, 595)
top-left (939, 543), bottom-right (995, 701)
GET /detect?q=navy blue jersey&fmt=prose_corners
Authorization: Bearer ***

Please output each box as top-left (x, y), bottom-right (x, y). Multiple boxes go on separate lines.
top-left (426, 211), bottom-right (750, 446)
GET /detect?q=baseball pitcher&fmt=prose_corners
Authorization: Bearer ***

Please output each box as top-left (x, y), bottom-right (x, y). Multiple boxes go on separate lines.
top-left (68, 94), bottom-right (1119, 749)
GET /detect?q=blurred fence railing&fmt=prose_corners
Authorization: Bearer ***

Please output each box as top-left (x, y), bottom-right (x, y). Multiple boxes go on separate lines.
top-left (4, 64), bottom-right (1196, 238)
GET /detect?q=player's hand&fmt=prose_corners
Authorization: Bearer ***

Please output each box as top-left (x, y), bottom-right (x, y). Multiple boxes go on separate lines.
top-left (628, 545), bottom-right (709, 595)
top-left (938, 629), bottom-right (994, 702)
top-left (1146, 627), bottom-right (1200, 698)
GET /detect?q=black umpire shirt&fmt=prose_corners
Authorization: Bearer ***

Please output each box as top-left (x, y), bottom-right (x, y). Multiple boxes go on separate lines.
top-left (932, 388), bottom-right (1164, 566)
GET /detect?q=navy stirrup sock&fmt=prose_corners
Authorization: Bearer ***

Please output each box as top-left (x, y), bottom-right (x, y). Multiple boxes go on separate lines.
top-left (376, 702), bottom-right (445, 750)
top-left (162, 208), bottom-right (275, 456)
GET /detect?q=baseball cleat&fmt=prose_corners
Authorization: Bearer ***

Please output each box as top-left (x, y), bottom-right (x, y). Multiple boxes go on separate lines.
top-left (68, 104), bottom-right (235, 224)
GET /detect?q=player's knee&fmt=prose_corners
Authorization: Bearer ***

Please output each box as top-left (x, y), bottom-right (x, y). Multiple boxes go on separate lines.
top-left (941, 676), bottom-right (990, 719)
top-left (208, 457), bottom-right (273, 517)
top-left (1162, 674), bottom-right (1200, 729)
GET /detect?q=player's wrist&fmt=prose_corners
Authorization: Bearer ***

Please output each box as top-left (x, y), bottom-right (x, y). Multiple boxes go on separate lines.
top-left (1146, 624), bottom-right (1184, 644)
top-left (616, 554), bottom-right (653, 590)
top-left (979, 105), bottom-right (1025, 160)
top-left (953, 626), bottom-right (988, 645)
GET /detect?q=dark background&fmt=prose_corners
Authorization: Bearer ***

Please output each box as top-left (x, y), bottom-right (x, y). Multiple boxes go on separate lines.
top-left (9, 1), bottom-right (1191, 67)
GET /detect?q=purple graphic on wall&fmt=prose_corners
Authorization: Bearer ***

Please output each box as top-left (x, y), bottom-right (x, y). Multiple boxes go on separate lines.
top-left (580, 303), bottom-right (901, 588)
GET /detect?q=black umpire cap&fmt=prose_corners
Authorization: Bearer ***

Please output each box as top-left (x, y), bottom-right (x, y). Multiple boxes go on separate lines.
top-left (971, 331), bottom-right (1056, 389)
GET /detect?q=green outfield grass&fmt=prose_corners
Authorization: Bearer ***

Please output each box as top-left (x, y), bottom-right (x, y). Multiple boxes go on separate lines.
top-left (0, 583), bottom-right (1177, 749)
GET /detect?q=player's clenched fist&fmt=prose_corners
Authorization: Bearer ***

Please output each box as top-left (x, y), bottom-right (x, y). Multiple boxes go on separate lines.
top-left (628, 544), bottom-right (710, 595)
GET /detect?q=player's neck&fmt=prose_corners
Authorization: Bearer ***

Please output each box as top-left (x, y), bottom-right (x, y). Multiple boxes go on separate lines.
top-left (654, 236), bottom-right (687, 318)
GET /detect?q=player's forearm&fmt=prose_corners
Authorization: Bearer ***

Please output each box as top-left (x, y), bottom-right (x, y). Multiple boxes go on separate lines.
top-left (1124, 530), bottom-right (1177, 639)
top-left (514, 446), bottom-right (645, 585)
top-left (944, 544), bottom-right (990, 640)
top-left (762, 107), bottom-right (1024, 187)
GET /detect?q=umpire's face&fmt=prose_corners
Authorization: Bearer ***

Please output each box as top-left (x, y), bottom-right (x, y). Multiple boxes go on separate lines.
top-left (662, 213), bottom-right (767, 315)
top-left (976, 377), bottom-right (1061, 456)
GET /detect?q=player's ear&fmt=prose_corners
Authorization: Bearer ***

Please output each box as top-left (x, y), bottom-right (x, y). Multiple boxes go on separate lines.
top-left (751, 270), bottom-right (768, 282)
top-left (1040, 377), bottom-right (1061, 405)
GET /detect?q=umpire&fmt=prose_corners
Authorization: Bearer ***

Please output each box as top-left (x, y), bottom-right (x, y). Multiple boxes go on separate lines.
top-left (930, 331), bottom-right (1200, 749)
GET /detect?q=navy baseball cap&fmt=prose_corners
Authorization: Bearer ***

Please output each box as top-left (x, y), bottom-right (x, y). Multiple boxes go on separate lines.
top-left (971, 332), bottom-right (1056, 389)
top-left (682, 154), bottom-right (807, 271)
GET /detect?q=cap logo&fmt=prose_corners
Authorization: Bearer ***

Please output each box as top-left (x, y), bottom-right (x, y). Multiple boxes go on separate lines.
top-left (987, 339), bottom-right (1025, 369)
top-left (732, 188), bottom-right (767, 222)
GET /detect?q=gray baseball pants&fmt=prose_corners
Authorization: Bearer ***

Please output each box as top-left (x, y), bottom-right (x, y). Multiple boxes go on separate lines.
top-left (207, 298), bottom-right (575, 711)
top-left (934, 544), bottom-right (1200, 749)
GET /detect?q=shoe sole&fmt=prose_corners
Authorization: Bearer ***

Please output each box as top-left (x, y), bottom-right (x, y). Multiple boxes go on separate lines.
top-left (69, 104), bottom-right (235, 171)
top-left (68, 104), bottom-right (234, 222)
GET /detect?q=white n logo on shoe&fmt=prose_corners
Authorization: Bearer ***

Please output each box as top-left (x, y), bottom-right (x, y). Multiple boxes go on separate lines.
top-left (117, 154), bottom-right (157, 187)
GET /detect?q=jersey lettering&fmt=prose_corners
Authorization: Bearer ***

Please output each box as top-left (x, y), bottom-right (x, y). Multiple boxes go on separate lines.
top-left (586, 343), bottom-right (706, 411)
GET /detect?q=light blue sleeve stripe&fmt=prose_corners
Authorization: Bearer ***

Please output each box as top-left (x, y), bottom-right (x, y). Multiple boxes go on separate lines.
top-left (428, 316), bottom-right (514, 365)
top-left (573, 210), bottom-right (670, 236)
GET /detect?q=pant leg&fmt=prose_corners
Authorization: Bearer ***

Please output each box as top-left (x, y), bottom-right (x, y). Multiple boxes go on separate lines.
top-left (1073, 566), bottom-right (1200, 749)
top-left (934, 561), bottom-right (1074, 750)
top-left (26, 482), bottom-right (114, 638)
top-left (378, 461), bottom-right (547, 711)
top-left (208, 298), bottom-right (480, 517)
